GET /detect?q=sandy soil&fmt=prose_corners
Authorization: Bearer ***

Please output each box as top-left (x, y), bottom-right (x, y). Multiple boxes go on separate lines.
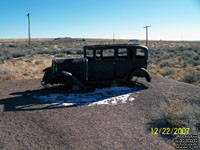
top-left (0, 74), bottom-right (200, 150)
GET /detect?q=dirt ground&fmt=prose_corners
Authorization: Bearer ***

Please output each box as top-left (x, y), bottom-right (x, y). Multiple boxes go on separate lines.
top-left (0, 74), bottom-right (200, 150)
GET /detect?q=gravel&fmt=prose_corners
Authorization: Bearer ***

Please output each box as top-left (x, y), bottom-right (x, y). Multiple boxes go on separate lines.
top-left (0, 74), bottom-right (200, 150)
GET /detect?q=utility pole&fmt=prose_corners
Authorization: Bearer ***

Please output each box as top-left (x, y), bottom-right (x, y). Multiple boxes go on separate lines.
top-left (144, 25), bottom-right (151, 46)
top-left (27, 13), bottom-right (31, 49)
top-left (113, 33), bottom-right (115, 43)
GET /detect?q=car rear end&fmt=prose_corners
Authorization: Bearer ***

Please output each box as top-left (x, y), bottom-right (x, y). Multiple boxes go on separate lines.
top-left (42, 58), bottom-right (88, 86)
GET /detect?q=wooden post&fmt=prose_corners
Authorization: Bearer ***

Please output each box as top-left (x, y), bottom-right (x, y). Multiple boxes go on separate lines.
top-left (27, 13), bottom-right (31, 49)
top-left (113, 33), bottom-right (115, 43)
top-left (144, 26), bottom-right (151, 46)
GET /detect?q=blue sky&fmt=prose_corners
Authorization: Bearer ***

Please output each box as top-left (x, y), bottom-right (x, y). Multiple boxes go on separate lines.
top-left (0, 0), bottom-right (200, 40)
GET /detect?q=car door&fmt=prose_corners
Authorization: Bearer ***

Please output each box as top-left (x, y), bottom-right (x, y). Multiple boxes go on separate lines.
top-left (94, 49), bottom-right (115, 81)
top-left (115, 48), bottom-right (133, 78)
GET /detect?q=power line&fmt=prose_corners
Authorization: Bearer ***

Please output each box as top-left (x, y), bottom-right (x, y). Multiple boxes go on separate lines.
top-left (144, 25), bottom-right (151, 46)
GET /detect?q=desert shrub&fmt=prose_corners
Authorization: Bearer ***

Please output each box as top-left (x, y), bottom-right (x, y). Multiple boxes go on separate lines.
top-left (181, 55), bottom-right (185, 60)
top-left (35, 60), bottom-right (43, 65)
top-left (0, 57), bottom-right (5, 62)
top-left (60, 50), bottom-right (72, 55)
top-left (194, 72), bottom-right (200, 81)
top-left (192, 60), bottom-right (200, 66)
top-left (16, 43), bottom-right (27, 49)
top-left (0, 67), bottom-right (12, 75)
top-left (160, 100), bottom-right (200, 144)
top-left (155, 51), bottom-right (161, 55)
top-left (0, 67), bottom-right (16, 80)
top-left (11, 51), bottom-right (26, 58)
top-left (182, 74), bottom-right (195, 83)
top-left (163, 54), bottom-right (170, 59)
top-left (182, 52), bottom-right (193, 58)
top-left (154, 56), bottom-right (161, 62)
top-left (41, 41), bottom-right (50, 47)
top-left (182, 62), bottom-right (187, 68)
top-left (0, 74), bottom-right (16, 81)
top-left (188, 47), bottom-right (193, 51)
top-left (35, 49), bottom-right (45, 54)
top-left (169, 63), bottom-right (175, 67)
top-left (194, 49), bottom-right (198, 53)
top-left (168, 48), bottom-right (175, 53)
top-left (8, 44), bottom-right (16, 48)
top-left (0, 49), bottom-right (28, 60)
top-left (76, 50), bottom-right (83, 55)
top-left (193, 55), bottom-right (199, 61)
top-left (160, 100), bottom-right (189, 127)
top-left (182, 72), bottom-right (200, 83)
top-left (178, 46), bottom-right (184, 52)
top-left (50, 51), bottom-right (58, 55)
top-left (186, 53), bottom-right (192, 58)
top-left (169, 53), bottom-right (174, 58)
top-left (66, 51), bottom-right (72, 55)
top-left (147, 59), bottom-right (153, 64)
top-left (160, 61), bottom-right (169, 68)
top-left (2, 50), bottom-right (13, 60)
top-left (57, 46), bottom-right (63, 49)
top-left (0, 43), bottom-right (6, 49)
top-left (35, 49), bottom-right (58, 55)
top-left (161, 68), bottom-right (174, 77)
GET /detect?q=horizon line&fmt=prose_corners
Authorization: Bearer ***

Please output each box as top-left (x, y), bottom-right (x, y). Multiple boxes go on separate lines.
top-left (0, 37), bottom-right (199, 42)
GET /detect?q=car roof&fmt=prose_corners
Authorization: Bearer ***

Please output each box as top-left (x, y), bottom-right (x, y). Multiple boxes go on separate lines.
top-left (83, 44), bottom-right (148, 50)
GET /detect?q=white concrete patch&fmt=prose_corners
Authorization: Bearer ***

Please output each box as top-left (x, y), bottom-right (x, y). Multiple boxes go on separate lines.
top-left (33, 86), bottom-right (138, 106)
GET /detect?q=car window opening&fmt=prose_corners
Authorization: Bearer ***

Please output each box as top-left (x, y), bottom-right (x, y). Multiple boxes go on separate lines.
top-left (136, 48), bottom-right (145, 59)
top-left (118, 48), bottom-right (128, 59)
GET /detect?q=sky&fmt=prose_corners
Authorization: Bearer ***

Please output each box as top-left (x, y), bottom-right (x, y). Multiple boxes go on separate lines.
top-left (0, 0), bottom-right (200, 40)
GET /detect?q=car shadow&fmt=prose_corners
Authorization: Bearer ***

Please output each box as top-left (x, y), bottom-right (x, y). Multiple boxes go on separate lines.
top-left (0, 83), bottom-right (148, 112)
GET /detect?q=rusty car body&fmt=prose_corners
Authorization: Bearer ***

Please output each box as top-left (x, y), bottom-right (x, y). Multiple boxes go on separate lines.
top-left (41, 44), bottom-right (151, 89)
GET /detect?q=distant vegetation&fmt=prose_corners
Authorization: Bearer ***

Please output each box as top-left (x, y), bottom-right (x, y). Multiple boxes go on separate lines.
top-left (0, 38), bottom-right (199, 86)
top-left (147, 41), bottom-right (200, 86)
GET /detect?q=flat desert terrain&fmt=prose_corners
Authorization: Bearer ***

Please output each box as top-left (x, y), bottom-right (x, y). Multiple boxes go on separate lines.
top-left (0, 38), bottom-right (200, 149)
top-left (0, 38), bottom-right (199, 86)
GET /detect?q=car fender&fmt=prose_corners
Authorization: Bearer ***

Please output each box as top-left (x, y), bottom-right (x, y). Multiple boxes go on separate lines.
top-left (128, 68), bottom-right (151, 82)
top-left (43, 67), bottom-right (51, 72)
top-left (41, 71), bottom-right (88, 89)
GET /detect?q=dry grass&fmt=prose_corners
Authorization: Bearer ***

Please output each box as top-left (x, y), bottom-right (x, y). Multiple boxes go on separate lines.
top-left (162, 100), bottom-right (188, 127)
top-left (0, 54), bottom-right (82, 81)
top-left (161, 100), bottom-right (200, 134)
top-left (153, 100), bottom-right (200, 148)
top-left (0, 55), bottom-right (52, 80)
top-left (0, 66), bottom-right (16, 81)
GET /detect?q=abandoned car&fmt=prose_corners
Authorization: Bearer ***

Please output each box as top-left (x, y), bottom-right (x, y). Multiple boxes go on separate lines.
top-left (41, 44), bottom-right (151, 89)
